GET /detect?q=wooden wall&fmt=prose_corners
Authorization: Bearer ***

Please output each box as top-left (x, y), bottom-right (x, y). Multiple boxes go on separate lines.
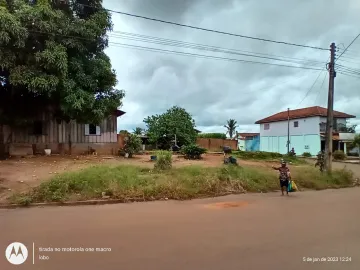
top-left (3, 116), bottom-right (118, 144)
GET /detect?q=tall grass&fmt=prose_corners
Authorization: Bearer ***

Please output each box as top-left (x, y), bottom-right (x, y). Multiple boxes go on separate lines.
top-left (154, 150), bottom-right (172, 170)
top-left (9, 164), bottom-right (354, 205)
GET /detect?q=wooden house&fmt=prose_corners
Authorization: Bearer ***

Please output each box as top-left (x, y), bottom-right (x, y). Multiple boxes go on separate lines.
top-left (3, 109), bottom-right (126, 156)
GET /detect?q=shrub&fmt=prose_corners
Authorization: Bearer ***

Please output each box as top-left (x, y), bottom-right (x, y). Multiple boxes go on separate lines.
top-left (182, 144), bottom-right (207, 159)
top-left (123, 134), bottom-right (142, 157)
top-left (198, 133), bottom-right (227, 139)
top-left (333, 150), bottom-right (346, 160)
top-left (154, 150), bottom-right (172, 170)
top-left (235, 151), bottom-right (283, 160)
top-left (302, 152), bottom-right (312, 157)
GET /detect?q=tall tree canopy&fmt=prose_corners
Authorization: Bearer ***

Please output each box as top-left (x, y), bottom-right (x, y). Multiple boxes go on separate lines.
top-left (143, 106), bottom-right (197, 149)
top-left (0, 0), bottom-right (124, 126)
top-left (224, 119), bottom-right (238, 139)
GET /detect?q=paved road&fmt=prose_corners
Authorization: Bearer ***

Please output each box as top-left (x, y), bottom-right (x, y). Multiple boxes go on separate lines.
top-left (1, 188), bottom-right (359, 270)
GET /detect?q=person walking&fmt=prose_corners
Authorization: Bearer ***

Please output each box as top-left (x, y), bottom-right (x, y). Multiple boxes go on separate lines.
top-left (272, 160), bottom-right (291, 196)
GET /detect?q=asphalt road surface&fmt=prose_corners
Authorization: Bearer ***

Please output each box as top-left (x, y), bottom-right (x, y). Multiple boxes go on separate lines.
top-left (1, 188), bottom-right (359, 270)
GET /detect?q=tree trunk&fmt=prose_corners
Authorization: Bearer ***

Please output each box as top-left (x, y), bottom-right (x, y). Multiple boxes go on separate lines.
top-left (0, 124), bottom-right (5, 160)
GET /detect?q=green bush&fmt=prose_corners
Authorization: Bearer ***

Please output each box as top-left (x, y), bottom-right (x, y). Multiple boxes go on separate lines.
top-left (235, 151), bottom-right (283, 160)
top-left (123, 134), bottom-right (142, 157)
top-left (302, 152), bottom-right (312, 157)
top-left (182, 144), bottom-right (207, 159)
top-left (333, 150), bottom-right (346, 160)
top-left (197, 133), bottom-right (227, 139)
top-left (154, 150), bottom-right (172, 170)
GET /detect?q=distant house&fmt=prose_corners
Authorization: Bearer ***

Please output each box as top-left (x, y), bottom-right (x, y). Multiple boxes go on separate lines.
top-left (255, 106), bottom-right (356, 156)
top-left (237, 133), bottom-right (260, 151)
top-left (3, 109), bottom-right (126, 156)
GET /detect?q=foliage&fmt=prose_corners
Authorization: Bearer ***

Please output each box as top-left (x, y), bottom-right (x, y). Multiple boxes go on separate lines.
top-left (119, 130), bottom-right (129, 135)
top-left (133, 127), bottom-right (143, 135)
top-left (224, 119), bottom-right (238, 138)
top-left (143, 106), bottom-right (197, 149)
top-left (337, 123), bottom-right (357, 133)
top-left (181, 144), bottom-right (207, 159)
top-left (235, 151), bottom-right (283, 160)
top-left (350, 134), bottom-right (360, 157)
top-left (154, 150), bottom-right (172, 170)
top-left (333, 150), bottom-right (346, 160)
top-left (0, 0), bottom-right (124, 157)
top-left (302, 152), bottom-right (312, 157)
top-left (234, 150), bottom-right (306, 165)
top-left (123, 134), bottom-right (142, 157)
top-left (291, 167), bottom-right (353, 190)
top-left (197, 133), bottom-right (227, 139)
top-left (10, 164), bottom-right (354, 204)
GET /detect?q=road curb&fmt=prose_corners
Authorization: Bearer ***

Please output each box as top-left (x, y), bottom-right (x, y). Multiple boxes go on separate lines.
top-left (0, 199), bottom-right (141, 209)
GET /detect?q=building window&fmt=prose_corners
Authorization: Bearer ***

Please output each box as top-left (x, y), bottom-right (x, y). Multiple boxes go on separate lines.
top-left (264, 123), bottom-right (270, 130)
top-left (33, 121), bottom-right (43, 135)
top-left (85, 124), bottom-right (101, 136)
top-left (294, 121), bottom-right (299, 128)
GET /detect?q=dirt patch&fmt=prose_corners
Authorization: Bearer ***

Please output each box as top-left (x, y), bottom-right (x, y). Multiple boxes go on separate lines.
top-left (204, 201), bottom-right (249, 209)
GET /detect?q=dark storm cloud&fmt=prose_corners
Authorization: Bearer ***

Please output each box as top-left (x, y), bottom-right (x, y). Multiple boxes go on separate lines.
top-left (104, 0), bottom-right (360, 132)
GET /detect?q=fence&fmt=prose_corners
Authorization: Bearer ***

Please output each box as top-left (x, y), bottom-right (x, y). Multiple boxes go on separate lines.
top-left (196, 138), bottom-right (238, 151)
top-left (117, 134), bottom-right (237, 152)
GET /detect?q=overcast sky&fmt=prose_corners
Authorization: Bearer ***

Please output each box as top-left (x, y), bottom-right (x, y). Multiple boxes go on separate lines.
top-left (104, 0), bottom-right (360, 134)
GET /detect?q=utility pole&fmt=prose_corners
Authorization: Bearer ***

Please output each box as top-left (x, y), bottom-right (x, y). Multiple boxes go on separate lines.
top-left (287, 108), bottom-right (290, 154)
top-left (324, 43), bottom-right (336, 173)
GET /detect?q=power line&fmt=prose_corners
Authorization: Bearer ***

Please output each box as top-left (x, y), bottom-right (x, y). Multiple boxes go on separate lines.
top-left (314, 72), bottom-right (328, 105)
top-left (336, 65), bottom-right (360, 75)
top-left (336, 33), bottom-right (360, 61)
top-left (296, 70), bottom-right (324, 108)
top-left (337, 72), bottom-right (360, 79)
top-left (109, 32), bottom-right (326, 67)
top-left (25, 30), bottom-right (324, 71)
top-left (109, 42), bottom-right (324, 71)
top-left (80, 4), bottom-right (329, 51)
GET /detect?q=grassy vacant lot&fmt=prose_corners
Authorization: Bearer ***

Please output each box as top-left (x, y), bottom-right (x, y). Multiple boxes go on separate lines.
top-left (10, 163), bottom-right (354, 205)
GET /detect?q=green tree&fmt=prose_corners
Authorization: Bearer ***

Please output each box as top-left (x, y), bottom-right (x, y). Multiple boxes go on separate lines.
top-left (351, 134), bottom-right (360, 159)
top-left (123, 133), bottom-right (142, 158)
top-left (224, 119), bottom-right (238, 139)
top-left (338, 122), bottom-right (357, 133)
top-left (144, 106), bottom-right (197, 149)
top-left (198, 133), bottom-right (227, 139)
top-left (133, 127), bottom-right (143, 135)
top-left (0, 0), bottom-right (124, 158)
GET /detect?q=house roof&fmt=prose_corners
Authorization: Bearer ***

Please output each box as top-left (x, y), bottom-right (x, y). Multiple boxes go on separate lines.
top-left (114, 109), bottom-right (126, 117)
top-left (255, 106), bottom-right (355, 124)
top-left (237, 132), bottom-right (259, 137)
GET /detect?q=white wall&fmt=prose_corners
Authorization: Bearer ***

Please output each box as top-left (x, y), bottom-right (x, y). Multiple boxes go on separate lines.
top-left (259, 116), bottom-right (321, 137)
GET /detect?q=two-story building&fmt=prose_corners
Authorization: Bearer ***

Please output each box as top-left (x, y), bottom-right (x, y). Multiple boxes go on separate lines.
top-left (255, 106), bottom-right (356, 156)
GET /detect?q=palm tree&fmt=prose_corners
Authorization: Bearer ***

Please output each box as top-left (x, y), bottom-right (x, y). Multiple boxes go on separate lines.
top-left (224, 119), bottom-right (238, 139)
top-left (133, 127), bottom-right (143, 135)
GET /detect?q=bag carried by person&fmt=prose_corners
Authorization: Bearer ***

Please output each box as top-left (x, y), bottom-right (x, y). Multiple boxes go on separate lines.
top-left (288, 180), bottom-right (298, 192)
top-left (287, 180), bottom-right (293, 192)
top-left (291, 181), bottom-right (298, 191)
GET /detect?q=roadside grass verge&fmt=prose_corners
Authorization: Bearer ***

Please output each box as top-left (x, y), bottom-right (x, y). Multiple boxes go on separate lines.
top-left (9, 164), bottom-right (354, 205)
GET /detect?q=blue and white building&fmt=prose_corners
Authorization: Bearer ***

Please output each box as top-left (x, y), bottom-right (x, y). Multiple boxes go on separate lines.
top-left (255, 106), bottom-right (356, 156)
